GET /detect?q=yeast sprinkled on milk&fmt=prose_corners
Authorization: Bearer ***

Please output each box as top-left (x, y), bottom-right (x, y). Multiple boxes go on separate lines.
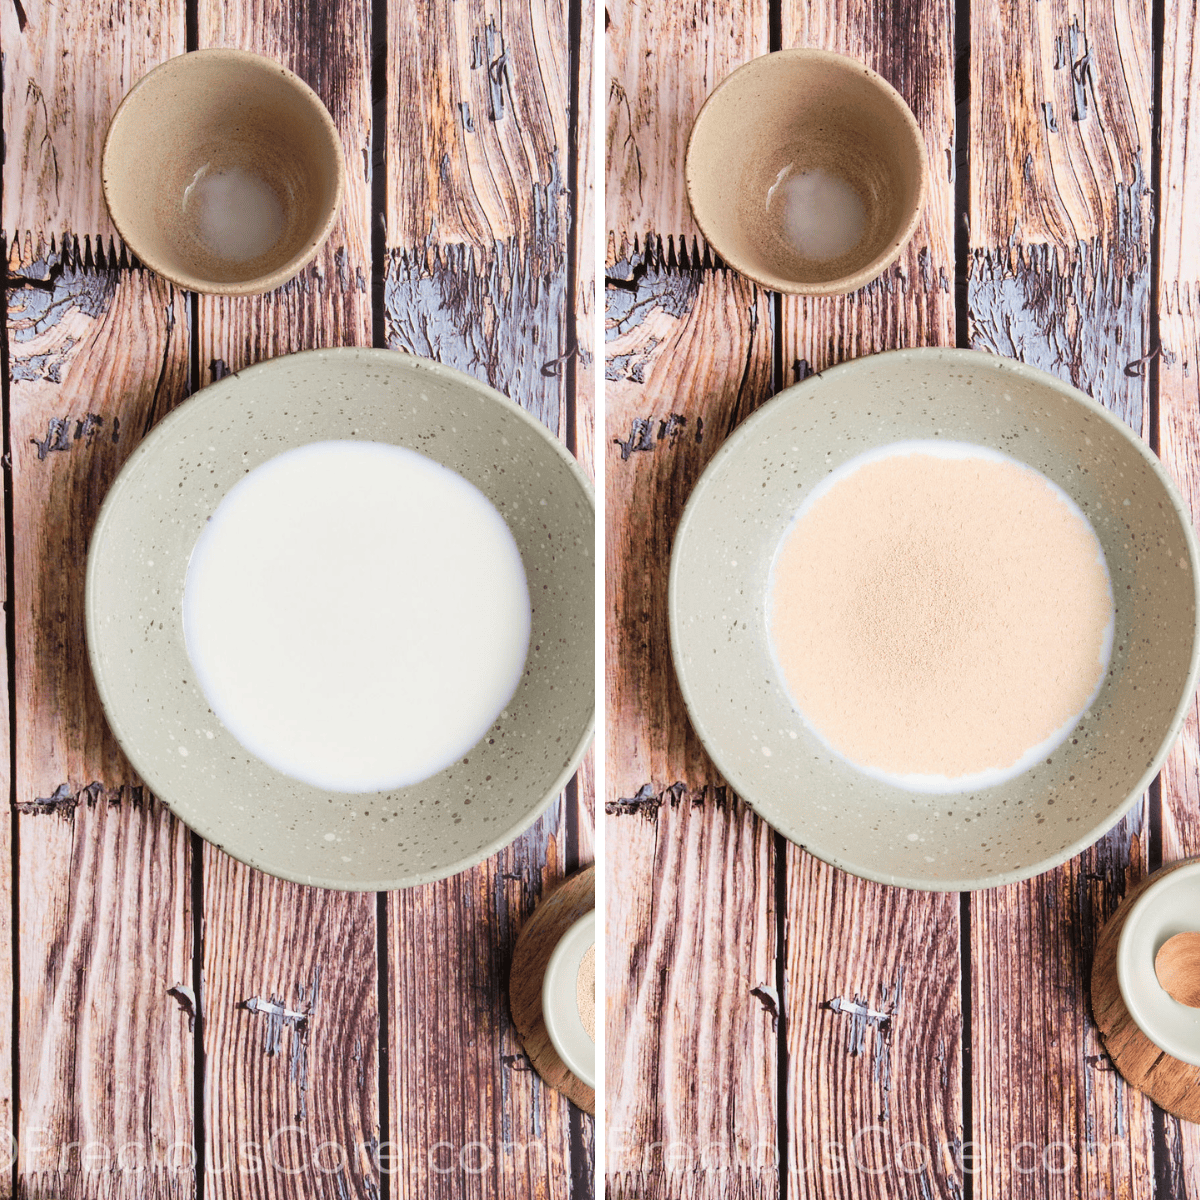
top-left (183, 163), bottom-right (285, 262)
top-left (183, 440), bottom-right (531, 793)
top-left (767, 165), bottom-right (867, 261)
top-left (767, 441), bottom-right (1115, 792)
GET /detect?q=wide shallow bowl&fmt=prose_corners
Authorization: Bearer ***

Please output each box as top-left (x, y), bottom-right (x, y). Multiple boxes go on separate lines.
top-left (86, 348), bottom-right (594, 890)
top-left (543, 909), bottom-right (596, 1089)
top-left (1117, 861), bottom-right (1200, 1066)
top-left (669, 348), bottom-right (1200, 890)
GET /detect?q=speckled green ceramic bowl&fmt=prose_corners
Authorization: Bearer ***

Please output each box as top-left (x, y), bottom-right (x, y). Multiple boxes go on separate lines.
top-left (86, 348), bottom-right (594, 890)
top-left (669, 348), bottom-right (1200, 890)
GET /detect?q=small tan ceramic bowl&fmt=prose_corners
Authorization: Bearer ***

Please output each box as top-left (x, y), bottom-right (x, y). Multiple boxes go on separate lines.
top-left (103, 49), bottom-right (344, 295)
top-left (685, 49), bottom-right (927, 294)
top-left (670, 349), bottom-right (1200, 890)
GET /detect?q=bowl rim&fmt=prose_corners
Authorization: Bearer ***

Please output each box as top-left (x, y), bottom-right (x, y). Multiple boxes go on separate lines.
top-left (542, 909), bottom-right (597, 1088)
top-left (1116, 860), bottom-right (1200, 1066)
top-left (101, 47), bottom-right (346, 296)
top-left (684, 47), bottom-right (929, 296)
top-left (668, 346), bottom-right (1200, 892)
top-left (85, 346), bottom-right (596, 892)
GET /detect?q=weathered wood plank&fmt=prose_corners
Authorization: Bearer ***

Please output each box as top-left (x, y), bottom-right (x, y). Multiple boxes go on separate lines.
top-left (387, 802), bottom-right (574, 1198)
top-left (1153, 0), bottom-right (1200, 1188)
top-left (1, 0), bottom-right (185, 249)
top-left (191, 6), bottom-right (380, 1199)
top-left (382, 0), bottom-right (588, 1188)
top-left (574, 0), bottom-right (596, 480)
top-left (605, 786), bottom-right (776, 1200)
top-left (967, 0), bottom-right (1156, 1195)
top-left (604, 248), bottom-right (777, 1196)
top-left (8, 240), bottom-right (195, 1198)
top-left (604, 0), bottom-right (767, 253)
top-left (386, 0), bottom-right (568, 249)
top-left (200, 852), bottom-right (379, 1199)
top-left (195, 0), bottom-right (372, 382)
top-left (774, 6), bottom-right (962, 1196)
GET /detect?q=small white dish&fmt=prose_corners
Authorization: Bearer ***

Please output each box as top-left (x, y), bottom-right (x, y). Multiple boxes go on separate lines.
top-left (1116, 861), bottom-right (1200, 1066)
top-left (542, 909), bottom-right (596, 1089)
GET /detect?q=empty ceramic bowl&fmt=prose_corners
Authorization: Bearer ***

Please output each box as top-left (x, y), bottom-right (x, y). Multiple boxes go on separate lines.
top-left (543, 909), bottom-right (596, 1088)
top-left (103, 48), bottom-right (344, 294)
top-left (685, 48), bottom-right (927, 294)
top-left (1117, 862), bottom-right (1200, 1065)
top-left (86, 348), bottom-right (594, 890)
top-left (669, 348), bottom-right (1200, 890)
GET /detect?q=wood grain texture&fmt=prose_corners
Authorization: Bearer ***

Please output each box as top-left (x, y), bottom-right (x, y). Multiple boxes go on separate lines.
top-left (605, 252), bottom-right (772, 796)
top-left (200, 853), bottom-right (379, 1200)
top-left (574, 1), bottom-right (596, 480)
top-left (388, 802), bottom-right (579, 1198)
top-left (0, 0), bottom-right (185, 248)
top-left (967, 1), bottom-right (1158, 1195)
top-left (8, 241), bottom-right (194, 1196)
top-left (386, 0), bottom-right (568, 249)
top-left (782, 858), bottom-right (960, 1196)
top-left (605, 786), bottom-right (777, 1199)
top-left (0, 334), bottom-right (10, 1200)
top-left (604, 239), bottom-right (776, 1196)
top-left (774, 9), bottom-right (962, 1195)
top-left (510, 865), bottom-right (596, 1114)
top-left (1153, 0), bottom-right (1200, 1187)
top-left (195, 0), bottom-right (373, 381)
top-left (382, 0), bottom-right (590, 1185)
top-left (191, 7), bottom-right (379, 1199)
top-left (1091, 861), bottom-right (1200, 1124)
top-left (604, 0), bottom-right (767, 253)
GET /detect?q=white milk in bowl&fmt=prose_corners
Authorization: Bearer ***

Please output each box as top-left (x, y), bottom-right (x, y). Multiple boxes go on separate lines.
top-left (182, 440), bottom-right (531, 793)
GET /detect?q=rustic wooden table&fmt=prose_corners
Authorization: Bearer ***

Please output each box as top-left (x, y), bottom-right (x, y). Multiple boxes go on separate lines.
top-left (606, 0), bottom-right (1200, 1196)
top-left (0, 2), bottom-right (594, 1198)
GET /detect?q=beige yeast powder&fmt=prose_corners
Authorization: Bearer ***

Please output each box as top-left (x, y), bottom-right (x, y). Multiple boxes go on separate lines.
top-left (768, 444), bottom-right (1113, 786)
top-left (577, 944), bottom-right (595, 1041)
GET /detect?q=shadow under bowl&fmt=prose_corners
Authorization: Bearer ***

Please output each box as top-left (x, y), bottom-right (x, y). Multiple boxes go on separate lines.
top-left (669, 348), bottom-right (1200, 890)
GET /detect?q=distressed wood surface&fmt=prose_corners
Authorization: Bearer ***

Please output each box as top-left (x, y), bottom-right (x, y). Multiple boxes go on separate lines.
top-left (605, 0), bottom-right (767, 253)
top-left (7, 239), bottom-right (195, 1196)
top-left (604, 239), bottom-right (778, 1192)
top-left (1154, 0), bottom-right (1200, 1187)
top-left (0, 0), bottom-right (186, 249)
top-left (191, 6), bottom-right (380, 1194)
top-left (776, 5), bottom-right (962, 1195)
top-left (388, 804), bottom-right (578, 1197)
top-left (967, 0), bottom-right (1158, 1196)
top-left (195, 0), bottom-right (373, 383)
top-left (382, 0), bottom-right (593, 1192)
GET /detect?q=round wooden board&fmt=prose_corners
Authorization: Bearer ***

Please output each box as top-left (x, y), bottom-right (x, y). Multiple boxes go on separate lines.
top-left (1091, 858), bottom-right (1200, 1123)
top-left (510, 864), bottom-right (596, 1114)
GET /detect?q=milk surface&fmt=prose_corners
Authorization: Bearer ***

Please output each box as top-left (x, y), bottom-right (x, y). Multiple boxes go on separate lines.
top-left (183, 440), bottom-right (531, 793)
top-left (768, 166), bottom-right (867, 261)
top-left (184, 163), bottom-right (285, 262)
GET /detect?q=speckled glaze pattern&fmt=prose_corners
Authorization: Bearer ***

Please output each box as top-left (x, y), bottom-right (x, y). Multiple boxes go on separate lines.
top-left (102, 48), bottom-right (345, 295)
top-left (685, 49), bottom-right (927, 295)
top-left (669, 348), bottom-right (1200, 891)
top-left (86, 348), bottom-right (595, 891)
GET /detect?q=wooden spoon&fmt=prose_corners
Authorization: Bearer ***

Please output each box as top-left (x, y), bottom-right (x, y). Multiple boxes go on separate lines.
top-left (1155, 931), bottom-right (1200, 1008)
